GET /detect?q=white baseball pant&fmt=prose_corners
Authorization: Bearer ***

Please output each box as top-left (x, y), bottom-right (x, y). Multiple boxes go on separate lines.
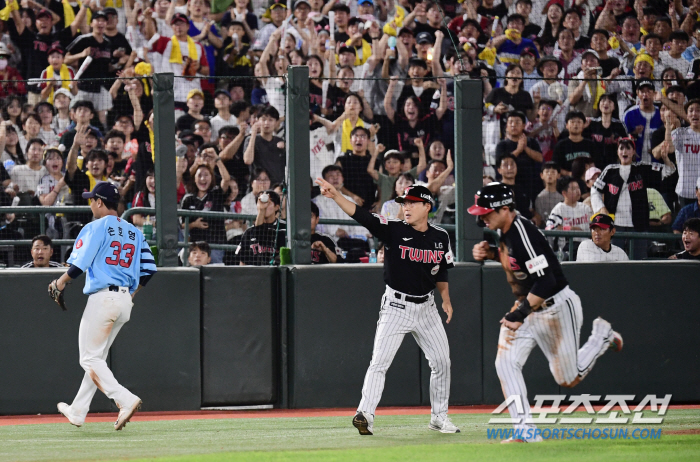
top-left (358, 286), bottom-right (451, 419)
top-left (495, 286), bottom-right (614, 435)
top-left (69, 287), bottom-right (139, 420)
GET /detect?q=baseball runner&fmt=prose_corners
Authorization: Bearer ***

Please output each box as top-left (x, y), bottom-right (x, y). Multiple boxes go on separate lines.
top-left (468, 183), bottom-right (622, 443)
top-left (49, 182), bottom-right (157, 431)
top-left (315, 179), bottom-right (459, 435)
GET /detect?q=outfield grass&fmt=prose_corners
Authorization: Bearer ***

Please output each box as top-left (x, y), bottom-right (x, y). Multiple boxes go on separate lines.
top-left (0, 410), bottom-right (697, 462)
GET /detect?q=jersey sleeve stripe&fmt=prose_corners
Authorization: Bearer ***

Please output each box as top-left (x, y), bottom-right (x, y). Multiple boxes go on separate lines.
top-left (514, 219), bottom-right (536, 260)
top-left (141, 258), bottom-right (156, 264)
top-left (514, 219), bottom-right (545, 277)
top-left (371, 213), bottom-right (400, 223)
top-left (140, 269), bottom-right (157, 275)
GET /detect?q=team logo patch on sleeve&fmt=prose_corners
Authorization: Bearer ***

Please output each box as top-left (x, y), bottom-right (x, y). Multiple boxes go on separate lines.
top-left (75, 239), bottom-right (83, 249)
top-left (431, 264), bottom-right (440, 275)
top-left (526, 254), bottom-right (548, 274)
top-left (445, 251), bottom-right (454, 264)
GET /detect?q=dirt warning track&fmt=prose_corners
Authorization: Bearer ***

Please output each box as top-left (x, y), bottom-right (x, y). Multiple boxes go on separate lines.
top-left (2, 404), bottom-right (698, 427)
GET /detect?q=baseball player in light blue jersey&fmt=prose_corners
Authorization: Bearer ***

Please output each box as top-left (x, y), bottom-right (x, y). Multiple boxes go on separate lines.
top-left (50, 182), bottom-right (157, 431)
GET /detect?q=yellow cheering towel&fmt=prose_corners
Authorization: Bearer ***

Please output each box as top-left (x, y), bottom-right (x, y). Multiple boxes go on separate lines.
top-left (62, 0), bottom-right (90, 29)
top-left (146, 120), bottom-right (155, 162)
top-left (382, 5), bottom-right (406, 36)
top-left (45, 64), bottom-right (72, 104)
top-left (341, 117), bottom-right (364, 154)
top-left (223, 42), bottom-right (252, 68)
top-left (86, 170), bottom-right (107, 193)
top-left (134, 62), bottom-right (152, 96)
top-left (592, 80), bottom-right (606, 111)
top-left (0, 0), bottom-right (19, 21)
top-left (504, 28), bottom-right (521, 41)
top-left (105, 0), bottom-right (123, 8)
top-left (169, 35), bottom-right (198, 64)
top-left (344, 39), bottom-right (372, 66)
top-left (634, 53), bottom-right (654, 70)
top-left (478, 46), bottom-right (496, 67)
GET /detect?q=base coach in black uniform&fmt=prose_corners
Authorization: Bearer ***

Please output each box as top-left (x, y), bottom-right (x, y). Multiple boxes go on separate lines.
top-left (315, 179), bottom-right (460, 435)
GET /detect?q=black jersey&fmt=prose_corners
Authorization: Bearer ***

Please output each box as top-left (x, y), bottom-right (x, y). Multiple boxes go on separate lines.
top-left (674, 250), bottom-right (700, 260)
top-left (311, 232), bottom-right (341, 264)
top-left (497, 214), bottom-right (568, 299)
top-left (351, 207), bottom-right (454, 296)
top-left (65, 33), bottom-right (113, 92)
top-left (179, 186), bottom-right (228, 244)
top-left (235, 219), bottom-right (287, 266)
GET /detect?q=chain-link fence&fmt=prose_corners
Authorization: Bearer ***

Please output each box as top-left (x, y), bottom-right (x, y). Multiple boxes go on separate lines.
top-left (307, 74), bottom-right (458, 262)
top-left (481, 70), bottom-right (697, 260)
top-left (2, 70), bottom-right (696, 267)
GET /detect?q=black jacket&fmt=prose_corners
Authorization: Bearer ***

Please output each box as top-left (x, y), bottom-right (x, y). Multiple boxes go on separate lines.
top-left (593, 163), bottom-right (668, 231)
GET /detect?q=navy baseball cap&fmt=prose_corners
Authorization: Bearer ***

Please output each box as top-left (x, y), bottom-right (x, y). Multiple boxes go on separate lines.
top-left (338, 44), bottom-right (356, 55)
top-left (636, 78), bottom-right (655, 90)
top-left (179, 129), bottom-right (204, 146)
top-left (395, 185), bottom-right (435, 207)
top-left (82, 181), bottom-right (120, 203)
top-left (214, 89), bottom-right (232, 99)
top-left (416, 31), bottom-right (434, 44)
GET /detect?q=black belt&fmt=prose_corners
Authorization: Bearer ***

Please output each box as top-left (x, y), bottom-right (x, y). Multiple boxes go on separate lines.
top-left (396, 292), bottom-right (429, 304)
top-left (109, 285), bottom-right (121, 292)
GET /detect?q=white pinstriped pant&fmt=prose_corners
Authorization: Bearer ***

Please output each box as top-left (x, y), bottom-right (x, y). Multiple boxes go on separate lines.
top-left (358, 286), bottom-right (451, 418)
top-left (495, 286), bottom-right (613, 433)
top-left (70, 289), bottom-right (139, 419)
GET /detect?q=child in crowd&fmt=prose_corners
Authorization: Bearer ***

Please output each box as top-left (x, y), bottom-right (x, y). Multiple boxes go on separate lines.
top-left (535, 161), bottom-right (563, 228)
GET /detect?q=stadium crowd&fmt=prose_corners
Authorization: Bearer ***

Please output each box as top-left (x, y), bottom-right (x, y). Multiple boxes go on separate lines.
top-left (1, 0), bottom-right (700, 266)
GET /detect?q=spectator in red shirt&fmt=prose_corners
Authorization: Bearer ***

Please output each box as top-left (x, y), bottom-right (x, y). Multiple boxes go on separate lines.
top-left (38, 45), bottom-right (77, 103)
top-left (0, 43), bottom-right (25, 99)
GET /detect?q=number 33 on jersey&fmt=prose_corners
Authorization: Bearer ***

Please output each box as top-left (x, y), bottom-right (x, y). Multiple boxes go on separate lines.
top-left (68, 215), bottom-right (156, 294)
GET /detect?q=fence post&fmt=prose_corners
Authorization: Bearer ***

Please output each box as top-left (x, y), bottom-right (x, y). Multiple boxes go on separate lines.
top-left (454, 77), bottom-right (483, 262)
top-left (152, 73), bottom-right (179, 267)
top-left (286, 66), bottom-right (311, 264)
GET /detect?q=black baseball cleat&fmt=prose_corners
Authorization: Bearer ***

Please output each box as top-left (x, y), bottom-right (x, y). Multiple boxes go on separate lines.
top-left (352, 411), bottom-right (374, 435)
